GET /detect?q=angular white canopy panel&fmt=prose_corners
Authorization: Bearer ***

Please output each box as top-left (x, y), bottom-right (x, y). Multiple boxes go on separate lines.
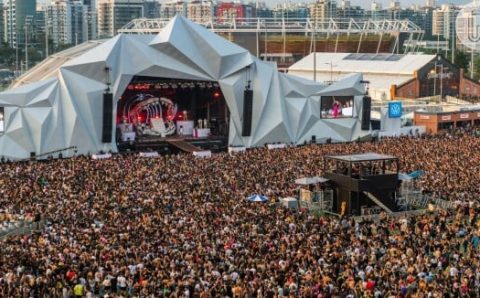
top-left (316, 73), bottom-right (366, 97)
top-left (0, 15), bottom-right (370, 160)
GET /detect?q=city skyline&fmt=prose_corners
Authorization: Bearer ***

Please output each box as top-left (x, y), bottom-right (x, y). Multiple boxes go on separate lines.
top-left (349, 0), bottom-right (468, 8)
top-left (33, 0), bottom-right (471, 8)
top-left (265, 0), bottom-right (470, 9)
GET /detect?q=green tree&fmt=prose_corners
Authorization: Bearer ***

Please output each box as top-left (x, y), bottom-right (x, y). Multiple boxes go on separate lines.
top-left (473, 56), bottom-right (480, 81)
top-left (454, 50), bottom-right (470, 72)
top-left (55, 43), bottom-right (73, 53)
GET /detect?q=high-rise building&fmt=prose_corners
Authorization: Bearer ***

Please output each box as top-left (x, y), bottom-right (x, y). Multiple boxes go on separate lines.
top-left (370, 1), bottom-right (388, 20)
top-left (0, 3), bottom-right (4, 44)
top-left (34, 4), bottom-right (46, 44)
top-left (339, 0), bottom-right (350, 9)
top-left (160, 0), bottom-right (186, 19)
top-left (432, 4), bottom-right (459, 41)
top-left (97, 0), bottom-right (145, 38)
top-left (144, 0), bottom-right (160, 18)
top-left (46, 0), bottom-right (88, 46)
top-left (389, 0), bottom-right (400, 11)
top-left (272, 2), bottom-right (309, 21)
top-left (425, 0), bottom-right (436, 8)
top-left (4, 0), bottom-right (36, 48)
top-left (215, 2), bottom-right (255, 22)
top-left (336, 2), bottom-right (365, 20)
top-left (187, 0), bottom-right (213, 23)
top-left (256, 2), bottom-right (273, 18)
top-left (309, 0), bottom-right (336, 23)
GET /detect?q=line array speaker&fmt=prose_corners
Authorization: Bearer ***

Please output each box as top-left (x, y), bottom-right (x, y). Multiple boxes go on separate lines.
top-left (102, 92), bottom-right (113, 143)
top-left (361, 96), bottom-right (371, 131)
top-left (242, 89), bottom-right (253, 137)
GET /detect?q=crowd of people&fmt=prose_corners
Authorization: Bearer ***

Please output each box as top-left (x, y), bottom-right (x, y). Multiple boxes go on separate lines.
top-left (1, 130), bottom-right (480, 297)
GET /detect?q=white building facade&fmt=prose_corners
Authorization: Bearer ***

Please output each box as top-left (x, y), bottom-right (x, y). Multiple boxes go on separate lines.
top-left (3, 0), bottom-right (36, 48)
top-left (186, 0), bottom-right (212, 23)
top-left (432, 4), bottom-right (458, 41)
top-left (97, 0), bottom-right (145, 38)
top-left (46, 0), bottom-right (89, 46)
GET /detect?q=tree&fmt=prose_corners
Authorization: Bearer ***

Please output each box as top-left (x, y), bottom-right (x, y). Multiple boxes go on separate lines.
top-left (473, 56), bottom-right (480, 81)
top-left (454, 50), bottom-right (470, 72)
top-left (55, 43), bottom-right (73, 53)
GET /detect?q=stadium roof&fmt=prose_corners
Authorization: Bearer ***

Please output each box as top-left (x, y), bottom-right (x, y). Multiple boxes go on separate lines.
top-left (289, 53), bottom-right (437, 76)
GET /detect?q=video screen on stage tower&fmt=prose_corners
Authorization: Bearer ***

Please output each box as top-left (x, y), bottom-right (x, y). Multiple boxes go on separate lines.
top-left (0, 107), bottom-right (3, 132)
top-left (320, 96), bottom-right (354, 119)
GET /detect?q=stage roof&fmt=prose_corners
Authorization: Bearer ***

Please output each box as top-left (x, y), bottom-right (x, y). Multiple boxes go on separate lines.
top-left (326, 152), bottom-right (398, 162)
top-left (11, 40), bottom-right (106, 88)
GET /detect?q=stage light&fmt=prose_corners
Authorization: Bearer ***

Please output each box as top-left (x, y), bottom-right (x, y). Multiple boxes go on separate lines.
top-left (213, 92), bottom-right (221, 99)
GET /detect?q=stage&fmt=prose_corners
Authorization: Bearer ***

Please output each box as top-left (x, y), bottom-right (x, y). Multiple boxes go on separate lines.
top-left (115, 76), bottom-right (230, 155)
top-left (117, 135), bottom-right (228, 154)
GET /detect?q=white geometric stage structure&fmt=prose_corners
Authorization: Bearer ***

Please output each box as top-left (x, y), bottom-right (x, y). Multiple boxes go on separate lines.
top-left (0, 16), bottom-right (370, 160)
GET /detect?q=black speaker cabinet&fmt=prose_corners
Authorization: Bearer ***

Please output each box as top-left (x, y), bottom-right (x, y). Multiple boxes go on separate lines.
top-left (361, 96), bottom-right (371, 131)
top-left (242, 89), bottom-right (253, 137)
top-left (102, 92), bottom-right (113, 143)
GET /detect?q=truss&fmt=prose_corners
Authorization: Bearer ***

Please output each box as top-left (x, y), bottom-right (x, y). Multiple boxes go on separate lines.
top-left (119, 17), bottom-right (425, 35)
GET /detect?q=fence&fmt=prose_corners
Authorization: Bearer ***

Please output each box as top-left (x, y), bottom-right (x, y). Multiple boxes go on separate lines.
top-left (396, 190), bottom-right (459, 210)
top-left (0, 220), bottom-right (45, 241)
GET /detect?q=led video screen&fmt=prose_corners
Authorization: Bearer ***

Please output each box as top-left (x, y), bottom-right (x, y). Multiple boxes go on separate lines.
top-left (320, 96), bottom-right (354, 119)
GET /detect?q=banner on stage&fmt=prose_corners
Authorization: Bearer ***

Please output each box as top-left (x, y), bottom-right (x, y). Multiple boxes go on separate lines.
top-left (92, 153), bottom-right (112, 160)
top-left (228, 146), bottom-right (246, 154)
top-left (139, 152), bottom-right (159, 157)
top-left (267, 143), bottom-right (286, 150)
top-left (193, 150), bottom-right (212, 158)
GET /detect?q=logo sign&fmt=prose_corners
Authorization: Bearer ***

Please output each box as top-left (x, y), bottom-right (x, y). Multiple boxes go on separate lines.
top-left (441, 115), bottom-right (451, 121)
top-left (388, 101), bottom-right (402, 118)
top-left (460, 113), bottom-right (470, 119)
top-left (457, 2), bottom-right (480, 51)
top-left (419, 115), bottom-right (430, 120)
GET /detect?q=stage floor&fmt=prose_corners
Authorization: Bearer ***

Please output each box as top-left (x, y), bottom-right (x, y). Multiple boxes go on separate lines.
top-left (118, 135), bottom-right (228, 154)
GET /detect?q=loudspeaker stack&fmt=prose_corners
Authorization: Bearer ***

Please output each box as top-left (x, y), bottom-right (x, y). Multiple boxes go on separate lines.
top-left (102, 92), bottom-right (113, 143)
top-left (242, 89), bottom-right (253, 137)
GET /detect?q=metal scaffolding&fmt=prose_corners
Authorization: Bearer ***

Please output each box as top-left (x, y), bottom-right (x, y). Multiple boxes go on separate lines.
top-left (119, 17), bottom-right (425, 55)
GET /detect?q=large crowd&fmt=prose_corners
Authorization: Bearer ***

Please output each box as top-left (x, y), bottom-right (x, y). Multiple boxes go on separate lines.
top-left (1, 129), bottom-right (480, 297)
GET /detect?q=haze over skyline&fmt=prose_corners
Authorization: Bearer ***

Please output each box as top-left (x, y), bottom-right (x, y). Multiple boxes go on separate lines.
top-left (348, 0), bottom-right (469, 8)
top-left (266, 0), bottom-right (470, 8)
